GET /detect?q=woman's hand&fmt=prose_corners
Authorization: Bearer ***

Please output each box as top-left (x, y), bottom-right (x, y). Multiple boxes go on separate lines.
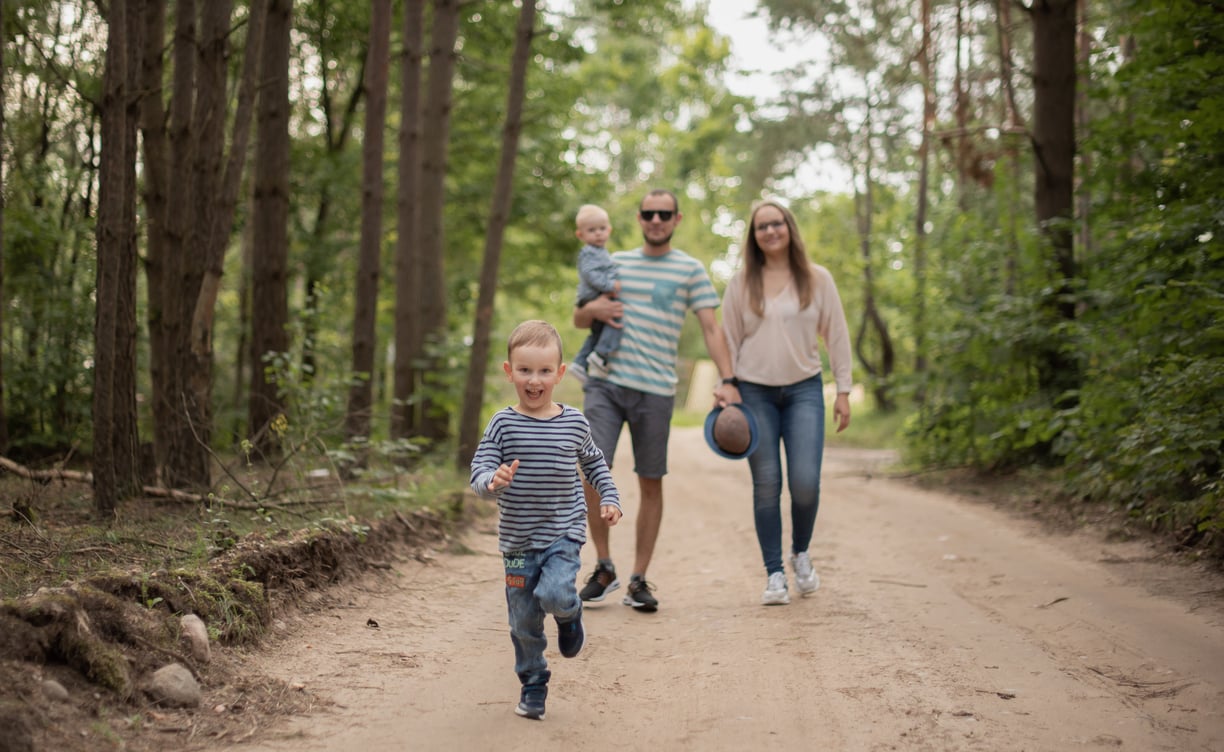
top-left (833, 393), bottom-right (851, 433)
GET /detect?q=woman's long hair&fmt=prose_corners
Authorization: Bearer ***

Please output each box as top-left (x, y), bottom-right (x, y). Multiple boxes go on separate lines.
top-left (741, 200), bottom-right (814, 317)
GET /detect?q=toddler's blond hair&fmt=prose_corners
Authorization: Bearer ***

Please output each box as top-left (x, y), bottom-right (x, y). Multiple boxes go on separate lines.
top-left (575, 204), bottom-right (609, 228)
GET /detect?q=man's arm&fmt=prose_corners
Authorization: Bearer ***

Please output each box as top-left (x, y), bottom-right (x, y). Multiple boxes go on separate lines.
top-left (695, 307), bottom-right (740, 405)
top-left (573, 295), bottom-right (624, 329)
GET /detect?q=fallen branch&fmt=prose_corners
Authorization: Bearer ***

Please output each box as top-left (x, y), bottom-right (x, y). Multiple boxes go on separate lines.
top-left (0, 456), bottom-right (90, 484)
top-left (0, 455), bottom-right (316, 515)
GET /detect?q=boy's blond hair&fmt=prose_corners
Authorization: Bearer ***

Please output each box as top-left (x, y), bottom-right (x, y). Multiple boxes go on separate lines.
top-left (507, 320), bottom-right (564, 362)
top-left (575, 204), bottom-right (609, 228)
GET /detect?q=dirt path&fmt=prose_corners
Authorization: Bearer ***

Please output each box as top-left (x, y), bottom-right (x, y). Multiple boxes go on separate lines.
top-left (215, 428), bottom-right (1224, 752)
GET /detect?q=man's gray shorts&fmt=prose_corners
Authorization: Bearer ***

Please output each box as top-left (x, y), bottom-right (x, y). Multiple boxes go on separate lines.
top-left (582, 379), bottom-right (674, 478)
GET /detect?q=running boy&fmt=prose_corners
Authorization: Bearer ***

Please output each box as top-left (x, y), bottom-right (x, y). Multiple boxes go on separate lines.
top-left (570, 204), bottom-right (621, 382)
top-left (469, 320), bottom-right (623, 721)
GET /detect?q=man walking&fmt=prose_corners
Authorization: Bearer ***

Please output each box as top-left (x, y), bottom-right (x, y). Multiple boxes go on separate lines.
top-left (573, 189), bottom-right (740, 612)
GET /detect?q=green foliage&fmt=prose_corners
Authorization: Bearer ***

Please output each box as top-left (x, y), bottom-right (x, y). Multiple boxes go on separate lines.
top-left (896, 0), bottom-right (1223, 553)
top-left (1057, 0), bottom-right (1224, 537)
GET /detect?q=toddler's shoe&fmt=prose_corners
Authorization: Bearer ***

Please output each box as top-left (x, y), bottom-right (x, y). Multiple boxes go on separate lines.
top-left (586, 352), bottom-right (608, 379)
top-left (515, 683), bottom-right (547, 720)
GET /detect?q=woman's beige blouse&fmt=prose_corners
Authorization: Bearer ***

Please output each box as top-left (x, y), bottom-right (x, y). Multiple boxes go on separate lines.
top-left (722, 263), bottom-right (853, 392)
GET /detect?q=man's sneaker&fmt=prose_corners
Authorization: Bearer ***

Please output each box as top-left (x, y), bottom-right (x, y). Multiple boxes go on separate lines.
top-left (761, 571), bottom-right (790, 605)
top-left (579, 563), bottom-right (620, 602)
top-left (515, 683), bottom-right (547, 720)
top-left (791, 552), bottom-right (820, 594)
top-left (622, 577), bottom-right (658, 612)
top-left (586, 352), bottom-right (608, 379)
top-left (556, 612), bottom-right (585, 658)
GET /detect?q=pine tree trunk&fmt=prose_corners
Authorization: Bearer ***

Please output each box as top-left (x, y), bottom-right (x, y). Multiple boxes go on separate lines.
top-left (94, 0), bottom-right (129, 516)
top-left (1030, 0), bottom-right (1079, 408)
top-left (249, 0), bottom-right (293, 457)
top-left (0, 0), bottom-right (9, 454)
top-left (913, 0), bottom-right (933, 394)
top-left (391, 0), bottom-right (426, 442)
top-left (417, 0), bottom-right (462, 444)
top-left (345, 0), bottom-right (393, 458)
top-left (457, 0), bottom-right (538, 468)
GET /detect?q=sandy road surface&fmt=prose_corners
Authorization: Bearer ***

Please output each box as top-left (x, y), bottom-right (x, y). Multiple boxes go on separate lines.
top-left (217, 427), bottom-right (1224, 752)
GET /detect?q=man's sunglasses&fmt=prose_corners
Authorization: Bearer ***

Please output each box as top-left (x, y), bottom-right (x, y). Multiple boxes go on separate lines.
top-left (639, 210), bottom-right (675, 222)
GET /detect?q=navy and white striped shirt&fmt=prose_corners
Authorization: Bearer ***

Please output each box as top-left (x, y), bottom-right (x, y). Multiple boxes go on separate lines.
top-left (470, 405), bottom-right (620, 553)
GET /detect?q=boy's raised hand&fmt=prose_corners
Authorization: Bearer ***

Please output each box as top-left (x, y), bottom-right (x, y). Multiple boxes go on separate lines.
top-left (488, 459), bottom-right (520, 492)
top-left (601, 503), bottom-right (622, 526)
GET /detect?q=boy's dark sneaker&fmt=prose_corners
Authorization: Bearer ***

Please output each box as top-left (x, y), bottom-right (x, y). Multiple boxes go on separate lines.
top-left (579, 563), bottom-right (620, 602)
top-left (622, 577), bottom-right (658, 612)
top-left (515, 683), bottom-right (547, 720)
top-left (556, 611), bottom-right (585, 658)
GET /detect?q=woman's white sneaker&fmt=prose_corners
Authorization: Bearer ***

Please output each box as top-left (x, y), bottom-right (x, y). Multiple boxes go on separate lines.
top-left (761, 571), bottom-right (790, 605)
top-left (791, 552), bottom-right (820, 594)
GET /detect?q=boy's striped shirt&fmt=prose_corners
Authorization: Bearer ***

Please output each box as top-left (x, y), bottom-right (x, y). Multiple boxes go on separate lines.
top-left (470, 405), bottom-right (620, 552)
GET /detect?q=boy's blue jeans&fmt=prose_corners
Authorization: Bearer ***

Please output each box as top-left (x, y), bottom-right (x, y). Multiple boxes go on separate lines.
top-left (504, 537), bottom-right (582, 686)
top-left (738, 374), bottom-right (827, 576)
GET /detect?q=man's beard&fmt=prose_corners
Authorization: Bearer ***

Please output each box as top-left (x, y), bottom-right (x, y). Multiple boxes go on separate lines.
top-left (642, 229), bottom-right (674, 248)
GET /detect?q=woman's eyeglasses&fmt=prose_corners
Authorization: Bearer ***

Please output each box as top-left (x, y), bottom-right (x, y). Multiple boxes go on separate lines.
top-left (754, 220), bottom-right (786, 233)
top-left (639, 210), bottom-right (675, 222)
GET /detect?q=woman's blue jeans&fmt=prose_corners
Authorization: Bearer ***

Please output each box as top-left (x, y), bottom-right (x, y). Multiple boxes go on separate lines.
top-left (503, 537), bottom-right (582, 686)
top-left (738, 374), bottom-right (826, 576)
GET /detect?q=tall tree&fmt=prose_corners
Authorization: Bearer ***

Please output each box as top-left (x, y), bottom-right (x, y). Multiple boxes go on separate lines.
top-left (416, 0), bottom-right (462, 444)
top-left (93, 0), bottom-right (139, 514)
top-left (391, 0), bottom-right (426, 442)
top-left (0, 0), bottom-right (8, 454)
top-left (115, 0), bottom-right (145, 495)
top-left (913, 0), bottom-right (934, 397)
top-left (344, 0), bottom-right (392, 457)
top-left (189, 0), bottom-right (267, 450)
top-left (457, 0), bottom-right (538, 468)
top-left (249, 0), bottom-right (293, 455)
top-left (156, 0), bottom-right (212, 487)
top-left (138, 0), bottom-right (172, 476)
top-left (1027, 0), bottom-right (1079, 410)
top-left (139, 1), bottom-right (262, 487)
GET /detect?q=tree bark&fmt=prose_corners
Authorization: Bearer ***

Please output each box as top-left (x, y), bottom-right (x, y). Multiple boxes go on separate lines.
top-left (0, 0), bottom-right (8, 454)
top-left (159, 0), bottom-right (214, 488)
top-left (138, 0), bottom-right (169, 475)
top-left (94, 0), bottom-right (130, 516)
top-left (188, 0), bottom-right (267, 446)
top-left (249, 0), bottom-right (293, 456)
top-left (1029, 0), bottom-right (1079, 408)
top-left (417, 0), bottom-right (462, 443)
top-left (391, 0), bottom-right (426, 442)
top-left (913, 0), bottom-right (933, 394)
top-left (457, 0), bottom-right (538, 468)
top-left (114, 0), bottom-right (145, 498)
top-left (344, 0), bottom-right (393, 458)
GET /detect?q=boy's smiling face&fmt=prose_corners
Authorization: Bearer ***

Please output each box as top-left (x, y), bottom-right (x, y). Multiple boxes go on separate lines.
top-left (504, 342), bottom-right (566, 418)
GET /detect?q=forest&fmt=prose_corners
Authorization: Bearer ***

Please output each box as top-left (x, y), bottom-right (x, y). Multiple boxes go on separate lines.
top-left (0, 0), bottom-right (1220, 557)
